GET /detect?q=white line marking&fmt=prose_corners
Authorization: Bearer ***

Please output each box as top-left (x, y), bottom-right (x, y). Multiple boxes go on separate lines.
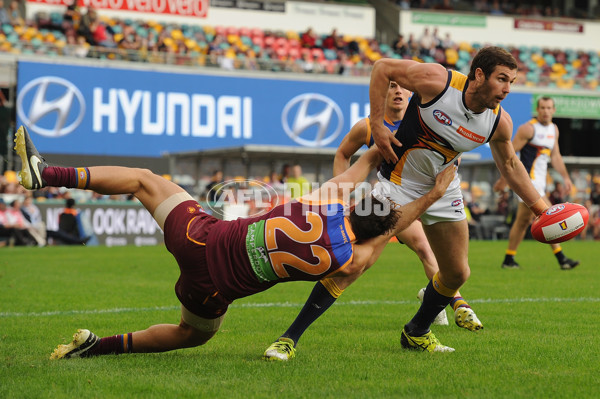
top-left (1, 297), bottom-right (599, 318)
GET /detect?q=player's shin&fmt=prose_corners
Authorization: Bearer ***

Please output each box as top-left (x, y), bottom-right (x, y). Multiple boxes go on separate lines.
top-left (280, 279), bottom-right (344, 345)
top-left (404, 273), bottom-right (456, 336)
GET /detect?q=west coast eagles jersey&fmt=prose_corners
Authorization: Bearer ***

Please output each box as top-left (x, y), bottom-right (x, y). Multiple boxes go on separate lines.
top-left (519, 118), bottom-right (555, 182)
top-left (365, 116), bottom-right (402, 147)
top-left (380, 70), bottom-right (501, 192)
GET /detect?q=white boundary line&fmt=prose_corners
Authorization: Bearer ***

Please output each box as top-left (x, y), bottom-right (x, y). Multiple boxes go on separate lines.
top-left (1, 297), bottom-right (599, 318)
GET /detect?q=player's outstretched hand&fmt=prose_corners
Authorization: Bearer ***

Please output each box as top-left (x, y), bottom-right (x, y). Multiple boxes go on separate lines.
top-left (372, 124), bottom-right (401, 164)
top-left (432, 165), bottom-right (457, 198)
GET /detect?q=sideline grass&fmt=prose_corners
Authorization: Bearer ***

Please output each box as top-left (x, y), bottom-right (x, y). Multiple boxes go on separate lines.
top-left (1, 240), bottom-right (599, 398)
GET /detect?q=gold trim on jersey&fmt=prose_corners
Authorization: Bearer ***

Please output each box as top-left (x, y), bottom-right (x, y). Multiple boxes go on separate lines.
top-left (529, 147), bottom-right (551, 180)
top-left (365, 117), bottom-right (372, 147)
top-left (389, 109), bottom-right (459, 184)
top-left (449, 70), bottom-right (467, 90)
top-left (389, 148), bottom-right (416, 185)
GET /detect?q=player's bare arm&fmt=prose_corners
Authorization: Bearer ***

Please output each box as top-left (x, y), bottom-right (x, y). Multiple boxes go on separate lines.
top-left (334, 164), bottom-right (456, 280)
top-left (369, 59), bottom-right (447, 163)
top-left (304, 146), bottom-right (383, 205)
top-left (490, 111), bottom-right (546, 215)
top-left (333, 118), bottom-right (370, 177)
top-left (493, 121), bottom-right (534, 191)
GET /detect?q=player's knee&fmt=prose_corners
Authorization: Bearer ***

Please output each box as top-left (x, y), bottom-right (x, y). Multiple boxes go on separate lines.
top-left (136, 168), bottom-right (156, 181)
top-left (179, 321), bottom-right (217, 347)
top-left (412, 241), bottom-right (434, 262)
top-left (445, 265), bottom-right (470, 287)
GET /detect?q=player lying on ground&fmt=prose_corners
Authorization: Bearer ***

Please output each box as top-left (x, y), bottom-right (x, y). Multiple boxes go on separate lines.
top-left (14, 125), bottom-right (456, 359)
top-left (263, 81), bottom-right (481, 361)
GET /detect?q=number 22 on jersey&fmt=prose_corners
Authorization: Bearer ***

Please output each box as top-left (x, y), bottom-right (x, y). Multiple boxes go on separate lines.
top-left (265, 211), bottom-right (332, 278)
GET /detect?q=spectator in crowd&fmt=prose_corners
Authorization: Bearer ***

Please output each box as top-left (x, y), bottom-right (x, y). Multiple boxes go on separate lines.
top-left (412, 0), bottom-right (433, 9)
top-left (21, 195), bottom-right (45, 238)
top-left (495, 190), bottom-right (511, 218)
top-left (300, 27), bottom-right (317, 49)
top-left (62, 0), bottom-right (80, 32)
top-left (433, 0), bottom-right (454, 11)
top-left (417, 27), bottom-right (435, 50)
top-left (322, 28), bottom-right (338, 50)
top-left (392, 34), bottom-right (409, 57)
top-left (279, 164), bottom-right (290, 185)
top-left (490, 0), bottom-right (505, 15)
top-left (205, 170), bottom-right (224, 202)
top-left (8, 0), bottom-right (23, 25)
top-left (46, 198), bottom-right (90, 245)
top-left (474, 0), bottom-right (490, 13)
top-left (9, 198), bottom-right (45, 246)
top-left (397, 0), bottom-right (411, 10)
top-left (0, 0), bottom-right (10, 25)
top-left (285, 164), bottom-right (311, 199)
top-left (548, 181), bottom-right (567, 205)
top-left (117, 24), bottom-right (143, 59)
top-left (0, 197), bottom-right (33, 246)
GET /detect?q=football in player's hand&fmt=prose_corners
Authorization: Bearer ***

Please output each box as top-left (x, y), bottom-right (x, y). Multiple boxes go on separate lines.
top-left (531, 203), bottom-right (589, 244)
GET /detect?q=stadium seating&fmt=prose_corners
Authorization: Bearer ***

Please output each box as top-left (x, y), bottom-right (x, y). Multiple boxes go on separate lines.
top-left (0, 12), bottom-right (598, 89)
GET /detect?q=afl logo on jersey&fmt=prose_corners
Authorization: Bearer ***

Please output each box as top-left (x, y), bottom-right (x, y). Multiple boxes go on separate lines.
top-left (433, 110), bottom-right (452, 126)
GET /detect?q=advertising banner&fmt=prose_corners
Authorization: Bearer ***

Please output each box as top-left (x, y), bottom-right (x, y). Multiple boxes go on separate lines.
top-left (27, 0), bottom-right (209, 18)
top-left (411, 11), bottom-right (487, 27)
top-left (16, 61), bottom-right (535, 160)
top-left (16, 61), bottom-right (371, 156)
top-left (532, 93), bottom-right (600, 119)
top-left (37, 201), bottom-right (164, 246)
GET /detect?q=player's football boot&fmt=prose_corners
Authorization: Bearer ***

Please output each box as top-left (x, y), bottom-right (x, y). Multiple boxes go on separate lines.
top-left (560, 258), bottom-right (579, 270)
top-left (417, 288), bottom-right (449, 326)
top-left (400, 329), bottom-right (454, 353)
top-left (262, 337), bottom-right (296, 361)
top-left (454, 307), bottom-right (484, 331)
top-left (501, 259), bottom-right (520, 269)
top-left (13, 125), bottom-right (47, 190)
top-left (50, 329), bottom-right (99, 359)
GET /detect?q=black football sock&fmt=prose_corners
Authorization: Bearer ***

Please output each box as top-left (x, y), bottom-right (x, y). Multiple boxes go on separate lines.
top-left (553, 247), bottom-right (567, 263)
top-left (280, 281), bottom-right (339, 346)
top-left (404, 279), bottom-right (454, 336)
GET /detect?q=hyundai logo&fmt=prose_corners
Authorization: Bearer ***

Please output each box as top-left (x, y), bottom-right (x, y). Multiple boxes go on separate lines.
top-left (17, 76), bottom-right (85, 138)
top-left (281, 93), bottom-right (343, 147)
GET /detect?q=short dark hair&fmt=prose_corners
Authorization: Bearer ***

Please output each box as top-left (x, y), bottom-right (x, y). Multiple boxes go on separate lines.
top-left (468, 46), bottom-right (517, 80)
top-left (536, 96), bottom-right (555, 108)
top-left (348, 195), bottom-right (399, 241)
top-left (65, 198), bottom-right (76, 208)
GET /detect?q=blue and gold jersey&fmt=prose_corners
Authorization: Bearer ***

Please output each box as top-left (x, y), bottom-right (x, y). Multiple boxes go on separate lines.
top-left (206, 199), bottom-right (355, 300)
top-left (365, 116), bottom-right (402, 148)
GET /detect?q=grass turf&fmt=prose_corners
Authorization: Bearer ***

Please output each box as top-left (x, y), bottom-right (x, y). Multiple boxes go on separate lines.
top-left (1, 240), bottom-right (599, 398)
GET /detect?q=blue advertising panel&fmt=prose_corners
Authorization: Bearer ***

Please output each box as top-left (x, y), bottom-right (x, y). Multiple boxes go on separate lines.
top-left (16, 61), bottom-right (370, 157)
top-left (16, 61), bottom-right (534, 160)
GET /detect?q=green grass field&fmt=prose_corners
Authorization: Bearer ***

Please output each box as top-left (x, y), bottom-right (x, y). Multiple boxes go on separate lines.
top-left (1, 240), bottom-right (599, 398)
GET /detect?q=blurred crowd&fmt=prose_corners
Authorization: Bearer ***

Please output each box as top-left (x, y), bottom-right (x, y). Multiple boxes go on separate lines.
top-left (0, 1), bottom-right (598, 88)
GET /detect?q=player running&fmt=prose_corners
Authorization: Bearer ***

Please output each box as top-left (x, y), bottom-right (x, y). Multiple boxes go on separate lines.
top-left (364, 46), bottom-right (550, 353)
top-left (494, 96), bottom-right (579, 270)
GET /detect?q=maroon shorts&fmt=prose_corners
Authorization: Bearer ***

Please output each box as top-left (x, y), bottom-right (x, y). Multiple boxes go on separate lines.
top-left (163, 200), bottom-right (232, 319)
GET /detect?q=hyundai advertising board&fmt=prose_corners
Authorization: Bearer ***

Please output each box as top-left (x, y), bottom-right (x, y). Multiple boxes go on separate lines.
top-left (16, 61), bottom-right (533, 160)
